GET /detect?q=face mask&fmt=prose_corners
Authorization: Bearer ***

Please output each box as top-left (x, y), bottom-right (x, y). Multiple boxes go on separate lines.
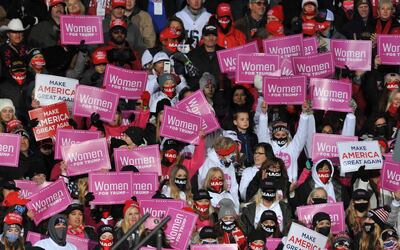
top-left (312, 198), bottom-right (327, 204)
top-left (261, 224), bottom-right (275, 235)
top-left (342, 0), bottom-right (354, 11)
top-left (100, 238), bottom-right (113, 249)
top-left (174, 177), bottom-right (187, 191)
top-left (194, 203), bottom-right (209, 215)
top-left (163, 86), bottom-right (176, 98)
top-left (220, 220), bottom-right (235, 232)
top-left (11, 71), bottom-right (26, 85)
top-left (304, 8), bottom-right (316, 17)
top-left (5, 233), bottom-right (18, 243)
top-left (262, 190), bottom-right (276, 201)
top-left (209, 178), bottom-right (223, 193)
top-left (31, 57), bottom-right (46, 70)
top-left (354, 202), bottom-right (369, 212)
top-left (273, 137), bottom-right (287, 147)
top-left (163, 149), bottom-right (177, 166)
top-left (374, 124), bottom-right (387, 137)
top-left (317, 170), bottom-right (331, 184)
top-left (218, 16), bottom-right (231, 29)
top-left (383, 240), bottom-right (398, 250)
top-left (250, 242), bottom-right (265, 250)
top-left (201, 239), bottom-right (218, 244)
top-left (364, 222), bottom-right (375, 233)
top-left (165, 42), bottom-right (178, 53)
top-left (267, 171), bottom-right (281, 178)
top-left (318, 226), bottom-right (331, 236)
top-left (335, 247), bottom-right (349, 250)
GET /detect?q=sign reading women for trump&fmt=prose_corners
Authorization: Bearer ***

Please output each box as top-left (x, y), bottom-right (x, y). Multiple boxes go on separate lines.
top-left (54, 129), bottom-right (101, 159)
top-left (89, 172), bottom-right (133, 205)
top-left (29, 102), bottom-right (72, 141)
top-left (165, 208), bottom-right (198, 250)
top-left (131, 173), bottom-right (159, 200)
top-left (60, 15), bottom-right (103, 44)
top-left (236, 53), bottom-right (280, 83)
top-left (263, 75), bottom-right (306, 105)
top-left (103, 64), bottom-right (147, 99)
top-left (140, 199), bottom-right (185, 218)
top-left (61, 138), bottom-right (111, 176)
top-left (216, 41), bottom-right (259, 73)
top-left (73, 85), bottom-right (119, 123)
top-left (34, 74), bottom-right (78, 111)
top-left (26, 179), bottom-right (72, 225)
top-left (292, 53), bottom-right (334, 78)
top-left (338, 141), bottom-right (383, 174)
top-left (160, 106), bottom-right (201, 144)
top-left (309, 78), bottom-right (352, 112)
top-left (263, 34), bottom-right (304, 59)
top-left (330, 39), bottom-right (372, 71)
top-left (0, 133), bottom-right (20, 167)
top-left (114, 145), bottom-right (161, 174)
top-left (381, 161), bottom-right (400, 192)
top-left (303, 37), bottom-right (318, 56)
top-left (377, 35), bottom-right (400, 65)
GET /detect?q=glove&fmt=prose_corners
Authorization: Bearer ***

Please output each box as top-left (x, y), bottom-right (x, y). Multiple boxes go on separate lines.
top-left (355, 165), bottom-right (369, 182)
top-left (349, 98), bottom-right (357, 113)
top-left (29, 118), bottom-right (39, 128)
top-left (172, 52), bottom-right (190, 64)
top-left (22, 15), bottom-right (38, 28)
top-left (85, 192), bottom-right (95, 202)
top-left (90, 112), bottom-right (103, 128)
top-left (185, 62), bottom-right (200, 77)
top-left (305, 159), bottom-right (313, 171)
top-left (78, 40), bottom-right (88, 53)
top-left (68, 118), bottom-right (78, 129)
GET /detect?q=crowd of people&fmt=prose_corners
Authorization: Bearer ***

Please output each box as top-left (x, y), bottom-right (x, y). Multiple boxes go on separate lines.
top-left (0, 0), bottom-right (399, 249)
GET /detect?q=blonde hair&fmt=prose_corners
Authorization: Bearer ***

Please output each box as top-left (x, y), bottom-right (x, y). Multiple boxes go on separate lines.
top-left (306, 187), bottom-right (328, 204)
top-left (345, 200), bottom-right (368, 235)
top-left (203, 167), bottom-right (227, 191)
top-left (168, 165), bottom-right (193, 205)
top-left (359, 222), bottom-right (382, 250)
top-left (66, 0), bottom-right (86, 15)
top-left (380, 0), bottom-right (393, 8)
top-left (252, 188), bottom-right (277, 206)
top-left (386, 89), bottom-right (400, 111)
top-left (122, 206), bottom-right (144, 234)
top-left (77, 177), bottom-right (88, 204)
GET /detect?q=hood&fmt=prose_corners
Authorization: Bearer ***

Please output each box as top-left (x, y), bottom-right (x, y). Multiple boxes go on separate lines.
top-left (48, 214), bottom-right (67, 246)
top-left (311, 158), bottom-right (334, 185)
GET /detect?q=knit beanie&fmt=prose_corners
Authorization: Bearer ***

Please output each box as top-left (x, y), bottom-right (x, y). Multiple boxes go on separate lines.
top-left (312, 212), bottom-right (331, 228)
top-left (267, 5), bottom-right (284, 22)
top-left (218, 198), bottom-right (236, 219)
top-left (0, 98), bottom-right (15, 112)
top-left (260, 210), bottom-right (278, 224)
top-left (368, 206), bottom-right (390, 229)
top-left (248, 229), bottom-right (267, 244)
top-left (123, 126), bottom-right (145, 146)
top-left (333, 232), bottom-right (352, 248)
top-left (352, 189), bottom-right (370, 201)
top-left (157, 73), bottom-right (177, 87)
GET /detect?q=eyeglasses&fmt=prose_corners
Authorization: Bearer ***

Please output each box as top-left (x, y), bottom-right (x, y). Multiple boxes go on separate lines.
top-left (253, 1), bottom-right (267, 6)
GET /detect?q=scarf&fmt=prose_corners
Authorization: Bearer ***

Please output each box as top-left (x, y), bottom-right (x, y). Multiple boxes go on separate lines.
top-left (67, 225), bottom-right (85, 238)
top-left (376, 19), bottom-right (393, 34)
top-left (222, 227), bottom-right (247, 250)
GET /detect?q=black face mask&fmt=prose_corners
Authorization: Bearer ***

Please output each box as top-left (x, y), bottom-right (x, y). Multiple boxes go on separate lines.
top-left (262, 190), bottom-right (276, 201)
top-left (318, 226), bottom-right (331, 236)
top-left (261, 224), bottom-right (275, 236)
top-left (374, 124), bottom-right (388, 137)
top-left (220, 221), bottom-right (236, 232)
top-left (354, 202), bottom-right (369, 212)
top-left (174, 177), bottom-right (187, 191)
top-left (312, 198), bottom-right (327, 204)
top-left (364, 222), bottom-right (375, 233)
top-left (273, 137), bottom-right (287, 147)
top-left (267, 171), bottom-right (282, 178)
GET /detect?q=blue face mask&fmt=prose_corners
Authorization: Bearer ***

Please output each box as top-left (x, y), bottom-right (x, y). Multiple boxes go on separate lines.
top-left (5, 233), bottom-right (19, 243)
top-left (383, 240), bottom-right (398, 250)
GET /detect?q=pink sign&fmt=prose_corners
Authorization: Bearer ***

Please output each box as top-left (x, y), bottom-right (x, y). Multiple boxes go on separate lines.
top-left (131, 172), bottom-right (159, 200)
top-left (311, 133), bottom-right (358, 165)
top-left (165, 208), bottom-right (198, 250)
top-left (377, 35), bottom-right (400, 65)
top-left (27, 232), bottom-right (96, 250)
top-left (310, 78), bottom-right (352, 112)
top-left (303, 37), bottom-right (318, 56)
top-left (292, 53), bottom-right (334, 78)
top-left (280, 58), bottom-right (295, 76)
top-left (175, 90), bottom-right (220, 134)
top-left (62, 138), bottom-right (111, 176)
top-left (381, 161), bottom-right (400, 192)
top-left (297, 202), bottom-right (345, 234)
top-left (121, 110), bottom-right (150, 128)
top-left (217, 41), bottom-right (259, 73)
top-left (266, 238), bottom-right (282, 250)
top-left (73, 85), bottom-right (119, 123)
top-left (103, 64), bottom-right (148, 99)
top-left (60, 15), bottom-right (103, 45)
top-left (191, 244), bottom-right (238, 249)
top-left (160, 106), bottom-right (201, 144)
top-left (26, 231), bottom-right (46, 245)
top-left (55, 129), bottom-right (101, 159)
top-left (26, 179), bottom-right (72, 225)
top-left (113, 145), bottom-right (161, 174)
top-left (263, 34), bottom-right (304, 59)
top-left (331, 39), bottom-right (372, 70)
top-left (0, 133), bottom-right (20, 167)
top-left (263, 75), bottom-right (306, 104)
top-left (89, 172), bottom-right (133, 205)
top-left (235, 53), bottom-right (281, 83)
top-left (140, 199), bottom-right (185, 218)
top-left (14, 180), bottom-right (48, 199)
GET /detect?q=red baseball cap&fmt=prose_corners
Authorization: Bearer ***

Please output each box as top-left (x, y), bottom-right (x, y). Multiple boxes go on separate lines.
top-left (48, 0), bottom-right (65, 7)
top-left (112, 0), bottom-right (126, 9)
top-left (4, 213), bottom-right (23, 226)
top-left (110, 18), bottom-right (128, 30)
top-left (217, 3), bottom-right (232, 17)
top-left (267, 5), bottom-right (284, 22)
top-left (92, 48), bottom-right (108, 65)
top-left (159, 27), bottom-right (180, 41)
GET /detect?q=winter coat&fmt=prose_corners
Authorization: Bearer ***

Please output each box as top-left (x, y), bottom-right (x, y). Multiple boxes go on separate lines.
top-left (128, 7), bottom-right (156, 49)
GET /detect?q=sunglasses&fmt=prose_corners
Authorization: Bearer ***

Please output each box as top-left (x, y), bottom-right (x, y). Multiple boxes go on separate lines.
top-left (253, 1), bottom-right (267, 6)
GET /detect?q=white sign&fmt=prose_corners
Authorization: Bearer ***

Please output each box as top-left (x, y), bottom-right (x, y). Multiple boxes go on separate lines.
top-left (284, 222), bottom-right (328, 250)
top-left (338, 141), bottom-right (383, 174)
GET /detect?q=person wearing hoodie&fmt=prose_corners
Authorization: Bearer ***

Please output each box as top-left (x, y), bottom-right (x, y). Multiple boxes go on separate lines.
top-left (34, 214), bottom-right (77, 250)
top-left (295, 159), bottom-right (350, 208)
top-left (209, 3), bottom-right (246, 49)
